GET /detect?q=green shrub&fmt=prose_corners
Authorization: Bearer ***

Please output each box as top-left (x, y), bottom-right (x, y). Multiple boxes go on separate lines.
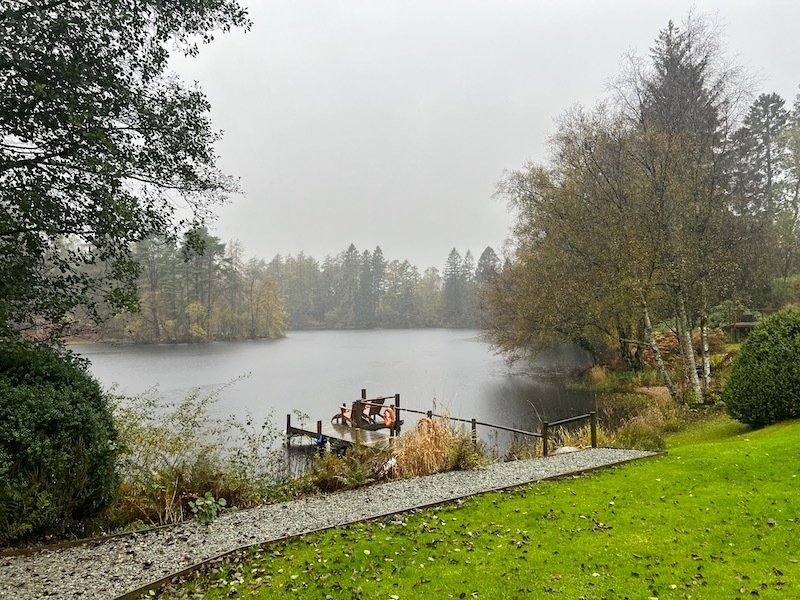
top-left (301, 446), bottom-right (389, 493)
top-left (0, 340), bottom-right (119, 544)
top-left (722, 309), bottom-right (800, 427)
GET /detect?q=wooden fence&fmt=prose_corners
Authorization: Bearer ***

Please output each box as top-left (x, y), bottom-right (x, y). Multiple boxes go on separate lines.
top-left (394, 406), bottom-right (598, 457)
top-left (288, 388), bottom-right (598, 457)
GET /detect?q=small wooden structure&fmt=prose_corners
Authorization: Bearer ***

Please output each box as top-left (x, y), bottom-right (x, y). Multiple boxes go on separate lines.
top-left (286, 389), bottom-right (401, 449)
top-left (728, 308), bottom-right (781, 341)
top-left (287, 387), bottom-right (599, 457)
top-left (729, 308), bottom-right (758, 342)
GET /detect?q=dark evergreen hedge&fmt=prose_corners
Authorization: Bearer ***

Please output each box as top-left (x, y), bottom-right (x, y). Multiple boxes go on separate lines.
top-left (0, 340), bottom-right (119, 544)
top-left (722, 309), bottom-right (800, 428)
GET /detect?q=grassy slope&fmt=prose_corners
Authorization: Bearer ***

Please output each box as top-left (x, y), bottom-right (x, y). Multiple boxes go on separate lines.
top-left (167, 417), bottom-right (800, 599)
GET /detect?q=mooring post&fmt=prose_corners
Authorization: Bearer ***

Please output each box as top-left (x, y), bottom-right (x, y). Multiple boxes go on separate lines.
top-left (354, 400), bottom-right (364, 428)
top-left (471, 418), bottom-right (477, 447)
top-left (394, 393), bottom-right (401, 436)
top-left (542, 421), bottom-right (550, 457)
top-left (286, 413), bottom-right (291, 447)
top-left (590, 411), bottom-right (598, 448)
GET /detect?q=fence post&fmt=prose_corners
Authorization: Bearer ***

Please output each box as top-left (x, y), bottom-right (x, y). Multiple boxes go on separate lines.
top-left (471, 418), bottom-right (477, 447)
top-left (317, 419), bottom-right (322, 440)
top-left (542, 422), bottom-right (549, 457)
top-left (286, 413), bottom-right (291, 447)
top-left (590, 411), bottom-right (598, 448)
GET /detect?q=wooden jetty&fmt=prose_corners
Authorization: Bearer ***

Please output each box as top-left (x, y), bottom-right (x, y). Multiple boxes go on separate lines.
top-left (286, 389), bottom-right (401, 449)
top-left (288, 387), bottom-right (600, 457)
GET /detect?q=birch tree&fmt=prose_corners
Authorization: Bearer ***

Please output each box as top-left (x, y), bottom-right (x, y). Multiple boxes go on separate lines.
top-left (485, 15), bottom-right (761, 401)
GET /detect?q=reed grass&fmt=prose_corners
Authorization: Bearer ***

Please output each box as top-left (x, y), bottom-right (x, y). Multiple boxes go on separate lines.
top-left (393, 410), bottom-right (489, 478)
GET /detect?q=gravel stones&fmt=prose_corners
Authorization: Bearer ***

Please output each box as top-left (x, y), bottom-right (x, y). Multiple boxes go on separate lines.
top-left (0, 447), bottom-right (655, 599)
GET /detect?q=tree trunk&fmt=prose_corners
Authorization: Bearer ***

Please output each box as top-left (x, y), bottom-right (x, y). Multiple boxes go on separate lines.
top-left (677, 288), bottom-right (703, 403)
top-left (618, 328), bottom-right (634, 370)
top-left (642, 300), bottom-right (678, 401)
top-left (700, 313), bottom-right (711, 390)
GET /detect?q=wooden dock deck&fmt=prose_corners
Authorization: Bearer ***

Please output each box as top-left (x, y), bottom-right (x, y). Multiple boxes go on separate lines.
top-left (287, 419), bottom-right (393, 448)
top-left (286, 389), bottom-right (401, 449)
top-left (287, 387), bottom-right (600, 457)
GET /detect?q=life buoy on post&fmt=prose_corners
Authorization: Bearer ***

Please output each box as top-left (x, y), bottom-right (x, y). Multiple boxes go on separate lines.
top-left (382, 407), bottom-right (396, 428)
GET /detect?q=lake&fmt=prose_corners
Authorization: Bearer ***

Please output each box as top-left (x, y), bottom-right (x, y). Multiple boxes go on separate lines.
top-left (73, 329), bottom-right (594, 445)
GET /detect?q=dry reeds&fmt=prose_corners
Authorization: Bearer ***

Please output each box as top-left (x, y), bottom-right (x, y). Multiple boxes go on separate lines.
top-left (393, 410), bottom-right (487, 478)
top-left (503, 435), bottom-right (542, 461)
top-left (553, 423), bottom-right (612, 450)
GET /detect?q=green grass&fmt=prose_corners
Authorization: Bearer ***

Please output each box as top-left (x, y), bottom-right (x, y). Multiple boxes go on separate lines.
top-left (162, 417), bottom-right (800, 599)
top-left (666, 414), bottom-right (750, 448)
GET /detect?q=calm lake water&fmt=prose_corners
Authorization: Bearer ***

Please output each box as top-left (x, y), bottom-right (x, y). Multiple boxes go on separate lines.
top-left (73, 329), bottom-right (594, 444)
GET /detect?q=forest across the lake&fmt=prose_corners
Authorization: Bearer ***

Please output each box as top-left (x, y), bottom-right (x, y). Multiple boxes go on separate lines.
top-left (78, 237), bottom-right (500, 343)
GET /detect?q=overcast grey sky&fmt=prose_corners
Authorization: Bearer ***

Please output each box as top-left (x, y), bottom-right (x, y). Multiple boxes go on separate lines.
top-left (174, 1), bottom-right (800, 270)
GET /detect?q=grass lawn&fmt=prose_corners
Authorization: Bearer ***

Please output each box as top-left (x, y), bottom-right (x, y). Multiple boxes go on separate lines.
top-left (163, 417), bottom-right (800, 599)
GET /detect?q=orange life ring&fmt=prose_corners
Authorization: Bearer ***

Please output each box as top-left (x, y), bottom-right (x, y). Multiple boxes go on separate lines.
top-left (382, 407), bottom-right (396, 428)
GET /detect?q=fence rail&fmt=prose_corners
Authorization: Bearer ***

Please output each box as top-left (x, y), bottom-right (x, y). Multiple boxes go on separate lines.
top-left (290, 388), bottom-right (599, 457)
top-left (396, 406), bottom-right (598, 457)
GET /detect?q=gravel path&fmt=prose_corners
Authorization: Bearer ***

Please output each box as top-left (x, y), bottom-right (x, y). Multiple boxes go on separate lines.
top-left (0, 448), bottom-right (656, 599)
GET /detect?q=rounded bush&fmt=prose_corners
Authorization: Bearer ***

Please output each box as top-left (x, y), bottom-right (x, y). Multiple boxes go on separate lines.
top-left (0, 340), bottom-right (119, 544)
top-left (722, 309), bottom-right (800, 428)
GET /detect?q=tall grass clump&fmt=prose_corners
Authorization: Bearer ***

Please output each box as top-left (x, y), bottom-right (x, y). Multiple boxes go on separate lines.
top-left (300, 445), bottom-right (392, 493)
top-left (502, 434), bottom-right (542, 461)
top-left (106, 380), bottom-right (290, 529)
top-left (552, 423), bottom-right (614, 449)
top-left (591, 390), bottom-right (687, 451)
top-left (393, 412), bottom-right (488, 478)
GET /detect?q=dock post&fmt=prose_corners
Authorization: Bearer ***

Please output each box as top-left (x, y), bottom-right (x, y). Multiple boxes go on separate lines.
top-left (590, 411), bottom-right (598, 448)
top-left (354, 400), bottom-right (364, 428)
top-left (542, 422), bottom-right (549, 457)
top-left (471, 418), bottom-right (477, 447)
top-left (393, 393), bottom-right (401, 436)
top-left (286, 413), bottom-right (291, 447)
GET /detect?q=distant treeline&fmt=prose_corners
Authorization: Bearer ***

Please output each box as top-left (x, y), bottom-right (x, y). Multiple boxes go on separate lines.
top-left (96, 228), bottom-right (501, 342)
top-left (267, 242), bottom-right (501, 330)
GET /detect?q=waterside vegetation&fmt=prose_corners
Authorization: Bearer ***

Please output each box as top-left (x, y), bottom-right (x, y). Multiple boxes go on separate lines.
top-left (0, 365), bottom-right (695, 546)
